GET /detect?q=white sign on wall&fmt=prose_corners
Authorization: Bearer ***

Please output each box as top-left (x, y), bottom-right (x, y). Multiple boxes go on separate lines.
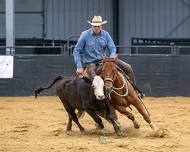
top-left (0, 56), bottom-right (14, 78)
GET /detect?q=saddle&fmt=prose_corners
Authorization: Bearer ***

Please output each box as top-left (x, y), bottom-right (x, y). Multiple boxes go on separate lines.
top-left (85, 61), bottom-right (145, 98)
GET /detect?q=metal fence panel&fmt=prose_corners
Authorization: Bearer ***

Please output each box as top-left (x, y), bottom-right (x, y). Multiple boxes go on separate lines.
top-left (0, 55), bottom-right (190, 96)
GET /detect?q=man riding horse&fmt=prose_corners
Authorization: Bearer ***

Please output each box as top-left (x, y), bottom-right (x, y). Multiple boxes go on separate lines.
top-left (73, 15), bottom-right (144, 98)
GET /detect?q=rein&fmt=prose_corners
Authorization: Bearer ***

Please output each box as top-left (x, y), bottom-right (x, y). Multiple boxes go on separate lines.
top-left (106, 71), bottom-right (129, 97)
top-left (111, 72), bottom-right (128, 97)
top-left (113, 72), bottom-right (127, 90)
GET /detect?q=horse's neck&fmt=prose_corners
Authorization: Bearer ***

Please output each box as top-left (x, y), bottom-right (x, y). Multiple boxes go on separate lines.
top-left (114, 72), bottom-right (126, 88)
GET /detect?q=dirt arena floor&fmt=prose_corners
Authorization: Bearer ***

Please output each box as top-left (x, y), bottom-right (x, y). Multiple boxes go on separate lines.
top-left (0, 96), bottom-right (190, 152)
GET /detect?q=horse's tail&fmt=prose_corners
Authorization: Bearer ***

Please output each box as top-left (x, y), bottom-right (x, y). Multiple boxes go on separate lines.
top-left (35, 76), bottom-right (63, 98)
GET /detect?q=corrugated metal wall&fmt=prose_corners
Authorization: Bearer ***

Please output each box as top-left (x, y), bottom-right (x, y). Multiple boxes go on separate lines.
top-left (1, 0), bottom-right (190, 44)
top-left (45, 0), bottom-right (113, 40)
top-left (119, 0), bottom-right (190, 46)
top-left (0, 0), bottom-right (43, 38)
top-left (15, 0), bottom-right (43, 38)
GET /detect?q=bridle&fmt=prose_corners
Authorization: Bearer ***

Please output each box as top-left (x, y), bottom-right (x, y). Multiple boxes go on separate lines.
top-left (104, 71), bottom-right (129, 98)
top-left (104, 77), bottom-right (114, 83)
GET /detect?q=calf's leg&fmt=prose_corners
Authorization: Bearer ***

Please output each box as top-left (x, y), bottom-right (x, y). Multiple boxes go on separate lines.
top-left (85, 109), bottom-right (104, 129)
top-left (68, 110), bottom-right (85, 132)
top-left (66, 114), bottom-right (72, 131)
top-left (63, 104), bottom-right (85, 132)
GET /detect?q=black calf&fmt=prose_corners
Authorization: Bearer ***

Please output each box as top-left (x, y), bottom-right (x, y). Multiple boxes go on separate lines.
top-left (35, 76), bottom-right (121, 135)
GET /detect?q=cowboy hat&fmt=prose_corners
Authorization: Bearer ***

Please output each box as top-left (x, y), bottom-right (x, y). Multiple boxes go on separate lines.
top-left (87, 16), bottom-right (107, 26)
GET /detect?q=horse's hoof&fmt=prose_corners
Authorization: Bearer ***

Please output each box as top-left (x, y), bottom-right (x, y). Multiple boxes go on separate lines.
top-left (133, 121), bottom-right (140, 129)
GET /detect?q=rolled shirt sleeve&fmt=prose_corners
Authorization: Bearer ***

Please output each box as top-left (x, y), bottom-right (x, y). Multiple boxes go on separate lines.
top-left (106, 31), bottom-right (117, 58)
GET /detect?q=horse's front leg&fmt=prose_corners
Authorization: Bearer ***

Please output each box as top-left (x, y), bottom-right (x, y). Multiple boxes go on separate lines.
top-left (133, 99), bottom-right (157, 131)
top-left (114, 105), bottom-right (140, 129)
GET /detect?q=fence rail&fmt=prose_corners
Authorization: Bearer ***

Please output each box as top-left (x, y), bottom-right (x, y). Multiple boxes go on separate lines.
top-left (0, 45), bottom-right (190, 56)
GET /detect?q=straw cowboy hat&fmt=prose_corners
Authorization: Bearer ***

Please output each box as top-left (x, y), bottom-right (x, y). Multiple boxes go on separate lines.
top-left (87, 16), bottom-right (107, 26)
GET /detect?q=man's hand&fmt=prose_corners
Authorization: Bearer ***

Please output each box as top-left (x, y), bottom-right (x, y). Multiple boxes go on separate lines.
top-left (76, 68), bottom-right (88, 77)
top-left (76, 68), bottom-right (84, 76)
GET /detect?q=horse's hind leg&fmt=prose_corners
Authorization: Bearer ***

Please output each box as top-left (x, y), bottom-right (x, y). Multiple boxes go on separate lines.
top-left (133, 100), bottom-right (157, 131)
top-left (115, 106), bottom-right (140, 129)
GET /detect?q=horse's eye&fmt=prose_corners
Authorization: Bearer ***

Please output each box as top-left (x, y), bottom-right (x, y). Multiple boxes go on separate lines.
top-left (91, 84), bottom-right (95, 88)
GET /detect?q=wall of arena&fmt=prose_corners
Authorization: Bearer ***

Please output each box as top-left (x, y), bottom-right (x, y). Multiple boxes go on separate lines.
top-left (0, 55), bottom-right (190, 96)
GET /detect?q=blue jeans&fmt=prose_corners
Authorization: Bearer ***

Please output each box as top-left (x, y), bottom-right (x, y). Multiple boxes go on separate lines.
top-left (116, 59), bottom-right (136, 83)
top-left (84, 59), bottom-right (135, 83)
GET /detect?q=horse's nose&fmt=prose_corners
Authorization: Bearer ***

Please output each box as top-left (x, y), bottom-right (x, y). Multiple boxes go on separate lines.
top-left (106, 86), bottom-right (113, 94)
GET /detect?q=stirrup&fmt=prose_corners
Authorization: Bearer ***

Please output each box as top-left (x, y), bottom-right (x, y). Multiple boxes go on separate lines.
top-left (138, 92), bottom-right (145, 99)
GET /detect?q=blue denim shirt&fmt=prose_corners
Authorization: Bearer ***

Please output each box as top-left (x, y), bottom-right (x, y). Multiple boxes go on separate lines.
top-left (73, 28), bottom-right (116, 68)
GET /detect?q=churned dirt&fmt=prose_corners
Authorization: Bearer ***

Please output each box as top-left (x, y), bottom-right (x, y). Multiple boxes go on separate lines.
top-left (0, 96), bottom-right (190, 152)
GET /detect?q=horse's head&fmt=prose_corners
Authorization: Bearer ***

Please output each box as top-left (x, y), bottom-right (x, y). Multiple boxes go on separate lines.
top-left (101, 57), bottom-right (118, 94)
top-left (92, 76), bottom-right (105, 100)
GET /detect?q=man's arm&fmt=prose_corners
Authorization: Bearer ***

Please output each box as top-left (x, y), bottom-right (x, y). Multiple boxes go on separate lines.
top-left (73, 32), bottom-right (85, 68)
top-left (73, 32), bottom-right (86, 76)
top-left (106, 32), bottom-right (117, 58)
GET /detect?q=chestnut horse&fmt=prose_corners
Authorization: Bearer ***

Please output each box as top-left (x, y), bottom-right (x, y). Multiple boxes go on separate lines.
top-left (98, 58), bottom-right (157, 132)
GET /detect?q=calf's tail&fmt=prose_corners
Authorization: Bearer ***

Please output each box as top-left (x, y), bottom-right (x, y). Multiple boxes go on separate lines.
top-left (35, 76), bottom-right (63, 98)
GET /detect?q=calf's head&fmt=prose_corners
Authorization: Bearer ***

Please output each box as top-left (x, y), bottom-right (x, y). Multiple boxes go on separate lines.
top-left (92, 76), bottom-right (105, 100)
